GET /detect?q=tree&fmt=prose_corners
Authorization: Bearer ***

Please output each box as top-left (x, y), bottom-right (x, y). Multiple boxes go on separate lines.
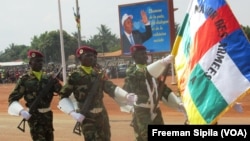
top-left (88, 24), bottom-right (120, 53)
top-left (71, 32), bottom-right (88, 47)
top-left (242, 25), bottom-right (250, 41)
top-left (0, 44), bottom-right (29, 62)
top-left (30, 30), bottom-right (78, 64)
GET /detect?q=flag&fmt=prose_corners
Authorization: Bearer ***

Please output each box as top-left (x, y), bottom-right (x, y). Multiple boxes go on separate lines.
top-left (74, 10), bottom-right (81, 30)
top-left (171, 0), bottom-right (250, 124)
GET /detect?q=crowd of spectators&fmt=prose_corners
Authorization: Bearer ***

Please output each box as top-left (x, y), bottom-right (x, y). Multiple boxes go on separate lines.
top-left (0, 63), bottom-right (62, 84)
top-left (0, 61), bottom-right (131, 84)
top-left (0, 67), bottom-right (26, 84)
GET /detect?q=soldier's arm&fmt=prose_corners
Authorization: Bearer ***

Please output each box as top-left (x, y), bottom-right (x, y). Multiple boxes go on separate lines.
top-left (8, 76), bottom-right (27, 116)
top-left (103, 80), bottom-right (137, 106)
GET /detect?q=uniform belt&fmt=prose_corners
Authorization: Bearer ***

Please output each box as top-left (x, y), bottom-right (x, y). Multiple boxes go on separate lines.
top-left (38, 107), bottom-right (51, 113)
top-left (135, 103), bottom-right (151, 108)
top-left (135, 103), bottom-right (159, 108)
top-left (28, 107), bottom-right (51, 113)
top-left (90, 108), bottom-right (103, 114)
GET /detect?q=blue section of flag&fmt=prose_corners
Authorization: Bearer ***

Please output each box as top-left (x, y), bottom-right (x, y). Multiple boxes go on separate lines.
top-left (221, 29), bottom-right (250, 81)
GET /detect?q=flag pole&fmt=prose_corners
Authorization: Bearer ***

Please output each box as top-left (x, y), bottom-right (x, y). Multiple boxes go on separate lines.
top-left (75, 0), bottom-right (81, 48)
top-left (171, 61), bottom-right (176, 85)
top-left (169, 0), bottom-right (177, 85)
top-left (58, 0), bottom-right (67, 84)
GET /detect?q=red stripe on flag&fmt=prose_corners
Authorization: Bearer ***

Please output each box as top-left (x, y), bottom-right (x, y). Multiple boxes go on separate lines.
top-left (190, 4), bottom-right (240, 70)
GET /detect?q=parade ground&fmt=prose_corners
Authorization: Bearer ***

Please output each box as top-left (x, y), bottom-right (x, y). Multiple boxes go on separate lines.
top-left (1, 77), bottom-right (249, 141)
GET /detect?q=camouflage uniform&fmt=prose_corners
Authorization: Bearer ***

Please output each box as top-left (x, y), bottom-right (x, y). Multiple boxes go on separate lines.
top-left (8, 70), bottom-right (62, 141)
top-left (59, 66), bottom-right (118, 141)
top-left (123, 64), bottom-right (172, 141)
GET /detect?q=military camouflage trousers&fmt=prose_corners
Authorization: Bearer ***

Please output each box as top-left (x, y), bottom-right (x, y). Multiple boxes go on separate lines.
top-left (27, 111), bottom-right (54, 141)
top-left (132, 107), bottom-right (164, 141)
top-left (80, 111), bottom-right (111, 141)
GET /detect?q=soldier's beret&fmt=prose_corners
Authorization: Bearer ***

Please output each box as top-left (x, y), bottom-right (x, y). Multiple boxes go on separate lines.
top-left (76, 46), bottom-right (97, 58)
top-left (27, 50), bottom-right (44, 59)
top-left (130, 44), bottom-right (146, 54)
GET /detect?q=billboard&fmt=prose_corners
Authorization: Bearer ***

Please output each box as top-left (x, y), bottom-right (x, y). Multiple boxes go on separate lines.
top-left (118, 0), bottom-right (175, 55)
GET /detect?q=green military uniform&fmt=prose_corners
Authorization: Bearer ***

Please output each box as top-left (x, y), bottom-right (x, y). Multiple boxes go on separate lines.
top-left (8, 70), bottom-right (62, 141)
top-left (123, 64), bottom-right (172, 141)
top-left (59, 66), bottom-right (118, 141)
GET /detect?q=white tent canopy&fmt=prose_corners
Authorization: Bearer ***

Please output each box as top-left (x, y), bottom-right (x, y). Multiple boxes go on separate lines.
top-left (0, 61), bottom-right (28, 67)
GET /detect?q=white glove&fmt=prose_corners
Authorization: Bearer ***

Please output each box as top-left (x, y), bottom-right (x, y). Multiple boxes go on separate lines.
top-left (20, 110), bottom-right (31, 120)
top-left (161, 54), bottom-right (173, 65)
top-left (126, 93), bottom-right (138, 106)
top-left (233, 102), bottom-right (243, 113)
top-left (70, 111), bottom-right (85, 123)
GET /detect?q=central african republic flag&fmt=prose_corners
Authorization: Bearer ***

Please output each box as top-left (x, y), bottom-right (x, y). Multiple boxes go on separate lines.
top-left (171, 0), bottom-right (250, 124)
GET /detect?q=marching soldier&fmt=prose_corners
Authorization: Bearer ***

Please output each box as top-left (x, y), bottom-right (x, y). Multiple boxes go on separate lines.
top-left (8, 50), bottom-right (62, 141)
top-left (58, 46), bottom-right (138, 141)
top-left (123, 44), bottom-right (186, 141)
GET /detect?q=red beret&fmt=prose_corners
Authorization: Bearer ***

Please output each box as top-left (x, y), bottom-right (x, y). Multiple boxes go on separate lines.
top-left (130, 44), bottom-right (146, 54)
top-left (76, 46), bottom-right (97, 58)
top-left (27, 50), bottom-right (43, 59)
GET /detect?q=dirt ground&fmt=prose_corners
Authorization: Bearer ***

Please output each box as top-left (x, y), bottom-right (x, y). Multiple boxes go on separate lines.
top-left (0, 77), bottom-right (249, 141)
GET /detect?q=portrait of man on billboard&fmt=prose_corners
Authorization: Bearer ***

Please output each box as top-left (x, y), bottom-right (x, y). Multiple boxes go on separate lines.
top-left (120, 10), bottom-right (152, 54)
top-left (119, 0), bottom-right (175, 55)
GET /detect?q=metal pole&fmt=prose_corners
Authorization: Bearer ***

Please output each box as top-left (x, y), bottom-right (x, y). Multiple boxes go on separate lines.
top-left (171, 0), bottom-right (178, 85)
top-left (58, 0), bottom-right (67, 84)
top-left (171, 61), bottom-right (176, 85)
top-left (75, 0), bottom-right (81, 48)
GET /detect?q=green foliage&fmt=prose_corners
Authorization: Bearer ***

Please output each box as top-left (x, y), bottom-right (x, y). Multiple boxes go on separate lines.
top-left (88, 24), bottom-right (120, 53)
top-left (241, 25), bottom-right (250, 41)
top-left (0, 44), bottom-right (29, 62)
top-left (0, 24), bottom-right (120, 63)
top-left (30, 30), bottom-right (78, 64)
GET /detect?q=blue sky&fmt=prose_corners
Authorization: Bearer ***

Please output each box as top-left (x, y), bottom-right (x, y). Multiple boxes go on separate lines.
top-left (0, 0), bottom-right (249, 52)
